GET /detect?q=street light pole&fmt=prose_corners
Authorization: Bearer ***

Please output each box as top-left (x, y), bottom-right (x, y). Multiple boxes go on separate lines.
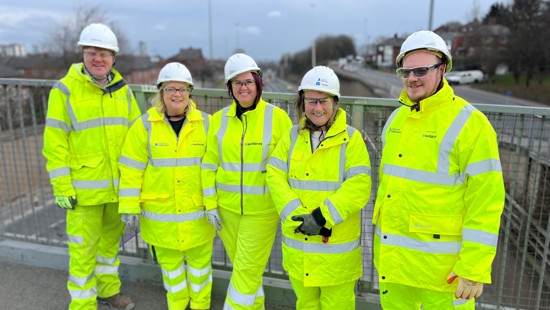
top-left (311, 2), bottom-right (316, 67)
top-left (428, 0), bottom-right (434, 30)
top-left (208, 0), bottom-right (213, 59)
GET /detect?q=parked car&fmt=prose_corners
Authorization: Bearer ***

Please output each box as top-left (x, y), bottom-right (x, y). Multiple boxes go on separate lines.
top-left (445, 70), bottom-right (484, 85)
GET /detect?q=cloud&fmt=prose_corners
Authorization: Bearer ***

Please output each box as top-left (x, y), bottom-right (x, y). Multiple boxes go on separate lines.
top-left (267, 10), bottom-right (282, 18)
top-left (241, 26), bottom-right (261, 35)
top-left (154, 24), bottom-right (166, 31)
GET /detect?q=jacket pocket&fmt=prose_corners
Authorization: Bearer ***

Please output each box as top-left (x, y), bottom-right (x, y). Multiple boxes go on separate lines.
top-left (409, 213), bottom-right (463, 236)
top-left (70, 153), bottom-right (104, 170)
top-left (140, 192), bottom-right (170, 201)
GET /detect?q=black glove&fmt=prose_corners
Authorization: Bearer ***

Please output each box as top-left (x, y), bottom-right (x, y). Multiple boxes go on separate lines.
top-left (292, 208), bottom-right (326, 236)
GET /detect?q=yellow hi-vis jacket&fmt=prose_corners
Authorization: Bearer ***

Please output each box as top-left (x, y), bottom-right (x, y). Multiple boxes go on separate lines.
top-left (201, 99), bottom-right (292, 215)
top-left (266, 109), bottom-right (372, 286)
top-left (118, 104), bottom-right (214, 250)
top-left (373, 79), bottom-right (505, 293)
top-left (43, 63), bottom-right (141, 205)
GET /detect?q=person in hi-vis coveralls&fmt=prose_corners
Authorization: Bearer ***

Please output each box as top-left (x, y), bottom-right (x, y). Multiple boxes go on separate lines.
top-left (119, 62), bottom-right (217, 310)
top-left (373, 30), bottom-right (505, 309)
top-left (266, 66), bottom-right (372, 309)
top-left (201, 53), bottom-right (292, 309)
top-left (43, 23), bottom-right (140, 310)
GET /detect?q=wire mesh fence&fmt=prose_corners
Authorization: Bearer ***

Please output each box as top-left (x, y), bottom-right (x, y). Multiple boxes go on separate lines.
top-left (1, 78), bottom-right (549, 309)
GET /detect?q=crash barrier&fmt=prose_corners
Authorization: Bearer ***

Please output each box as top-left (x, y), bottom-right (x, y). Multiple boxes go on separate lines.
top-left (0, 78), bottom-right (549, 309)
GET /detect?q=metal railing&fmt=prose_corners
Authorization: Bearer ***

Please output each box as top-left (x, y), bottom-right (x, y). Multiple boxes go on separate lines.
top-left (1, 78), bottom-right (549, 309)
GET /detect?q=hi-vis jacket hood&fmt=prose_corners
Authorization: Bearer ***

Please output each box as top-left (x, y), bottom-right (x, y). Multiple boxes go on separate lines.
top-left (201, 98), bottom-right (292, 215)
top-left (118, 105), bottom-right (214, 250)
top-left (374, 80), bottom-right (505, 292)
top-left (43, 63), bottom-right (141, 205)
top-left (266, 109), bottom-right (372, 286)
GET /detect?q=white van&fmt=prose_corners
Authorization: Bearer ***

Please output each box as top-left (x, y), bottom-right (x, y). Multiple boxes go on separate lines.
top-left (445, 70), bottom-right (484, 85)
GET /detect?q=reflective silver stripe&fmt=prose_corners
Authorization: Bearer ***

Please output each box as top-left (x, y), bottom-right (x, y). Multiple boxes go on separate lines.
top-left (119, 155), bottom-right (147, 170)
top-left (325, 199), bottom-right (343, 225)
top-left (288, 179), bottom-right (340, 191)
top-left (383, 164), bottom-right (464, 186)
top-left (339, 136), bottom-right (347, 181)
top-left (69, 274), bottom-right (93, 287)
top-left (462, 228), bottom-right (498, 247)
top-left (201, 111), bottom-right (210, 134)
top-left (187, 264), bottom-right (211, 278)
top-left (227, 280), bottom-right (256, 306)
top-left (191, 274), bottom-right (212, 293)
top-left (73, 179), bottom-right (110, 189)
top-left (465, 159), bottom-right (502, 176)
top-left (71, 117), bottom-right (128, 131)
top-left (113, 178), bottom-right (119, 187)
top-left (150, 157), bottom-right (201, 167)
top-left (454, 299), bottom-right (469, 306)
top-left (221, 162), bottom-right (263, 172)
top-left (203, 186), bottom-right (216, 197)
top-left (346, 165), bottom-right (371, 179)
top-left (126, 88), bottom-right (133, 121)
top-left (268, 156), bottom-right (287, 173)
top-left (164, 278), bottom-right (188, 294)
top-left (119, 188), bottom-right (140, 197)
top-left (68, 234), bottom-right (83, 244)
top-left (162, 263), bottom-right (185, 279)
top-left (216, 182), bottom-right (268, 195)
top-left (217, 107), bottom-right (230, 163)
top-left (96, 254), bottom-right (117, 265)
top-left (48, 166), bottom-right (70, 179)
top-left (201, 162), bottom-right (218, 171)
top-left (438, 105), bottom-right (474, 171)
top-left (280, 198), bottom-right (301, 222)
top-left (95, 265), bottom-right (118, 274)
top-left (141, 210), bottom-right (204, 222)
top-left (260, 104), bottom-right (274, 170)
top-left (283, 236), bottom-right (359, 254)
top-left (69, 287), bottom-right (97, 299)
top-left (54, 80), bottom-right (70, 96)
top-left (376, 227), bottom-right (461, 254)
top-left (287, 125), bottom-right (300, 171)
top-left (45, 118), bottom-right (71, 132)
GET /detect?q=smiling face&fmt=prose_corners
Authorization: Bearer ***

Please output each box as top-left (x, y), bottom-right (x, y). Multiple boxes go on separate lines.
top-left (161, 81), bottom-right (191, 116)
top-left (82, 47), bottom-right (115, 81)
top-left (401, 50), bottom-right (445, 103)
top-left (303, 90), bottom-right (334, 129)
top-left (231, 71), bottom-right (257, 108)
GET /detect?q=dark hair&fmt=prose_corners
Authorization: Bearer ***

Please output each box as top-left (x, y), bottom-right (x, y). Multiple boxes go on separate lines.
top-left (294, 90), bottom-right (340, 133)
top-left (226, 71), bottom-right (263, 107)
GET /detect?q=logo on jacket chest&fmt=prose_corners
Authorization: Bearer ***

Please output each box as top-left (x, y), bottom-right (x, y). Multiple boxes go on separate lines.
top-left (245, 142), bottom-right (263, 146)
top-left (154, 142), bottom-right (170, 147)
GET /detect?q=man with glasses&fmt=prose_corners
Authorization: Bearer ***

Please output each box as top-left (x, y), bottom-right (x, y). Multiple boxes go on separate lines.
top-left (43, 23), bottom-right (140, 310)
top-left (373, 30), bottom-right (505, 309)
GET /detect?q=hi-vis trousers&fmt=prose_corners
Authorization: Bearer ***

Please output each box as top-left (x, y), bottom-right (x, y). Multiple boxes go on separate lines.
top-left (66, 203), bottom-right (125, 310)
top-left (219, 208), bottom-right (279, 310)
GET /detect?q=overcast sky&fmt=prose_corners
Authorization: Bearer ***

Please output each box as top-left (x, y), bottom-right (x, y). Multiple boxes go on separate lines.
top-left (0, 0), bottom-right (505, 62)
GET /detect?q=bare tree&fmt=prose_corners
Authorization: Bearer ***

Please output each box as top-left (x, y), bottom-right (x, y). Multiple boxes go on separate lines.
top-left (44, 4), bottom-right (132, 67)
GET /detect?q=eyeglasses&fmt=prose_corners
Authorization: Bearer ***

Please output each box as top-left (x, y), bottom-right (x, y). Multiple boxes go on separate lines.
top-left (233, 79), bottom-right (255, 88)
top-left (305, 97), bottom-right (331, 106)
top-left (163, 87), bottom-right (191, 95)
top-left (83, 50), bottom-right (114, 60)
top-left (396, 63), bottom-right (443, 78)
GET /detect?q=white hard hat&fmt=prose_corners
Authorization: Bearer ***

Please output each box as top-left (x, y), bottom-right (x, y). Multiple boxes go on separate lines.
top-left (157, 62), bottom-right (194, 88)
top-left (224, 53), bottom-right (261, 83)
top-left (77, 23), bottom-right (119, 54)
top-left (298, 66), bottom-right (340, 98)
top-left (396, 30), bottom-right (452, 72)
